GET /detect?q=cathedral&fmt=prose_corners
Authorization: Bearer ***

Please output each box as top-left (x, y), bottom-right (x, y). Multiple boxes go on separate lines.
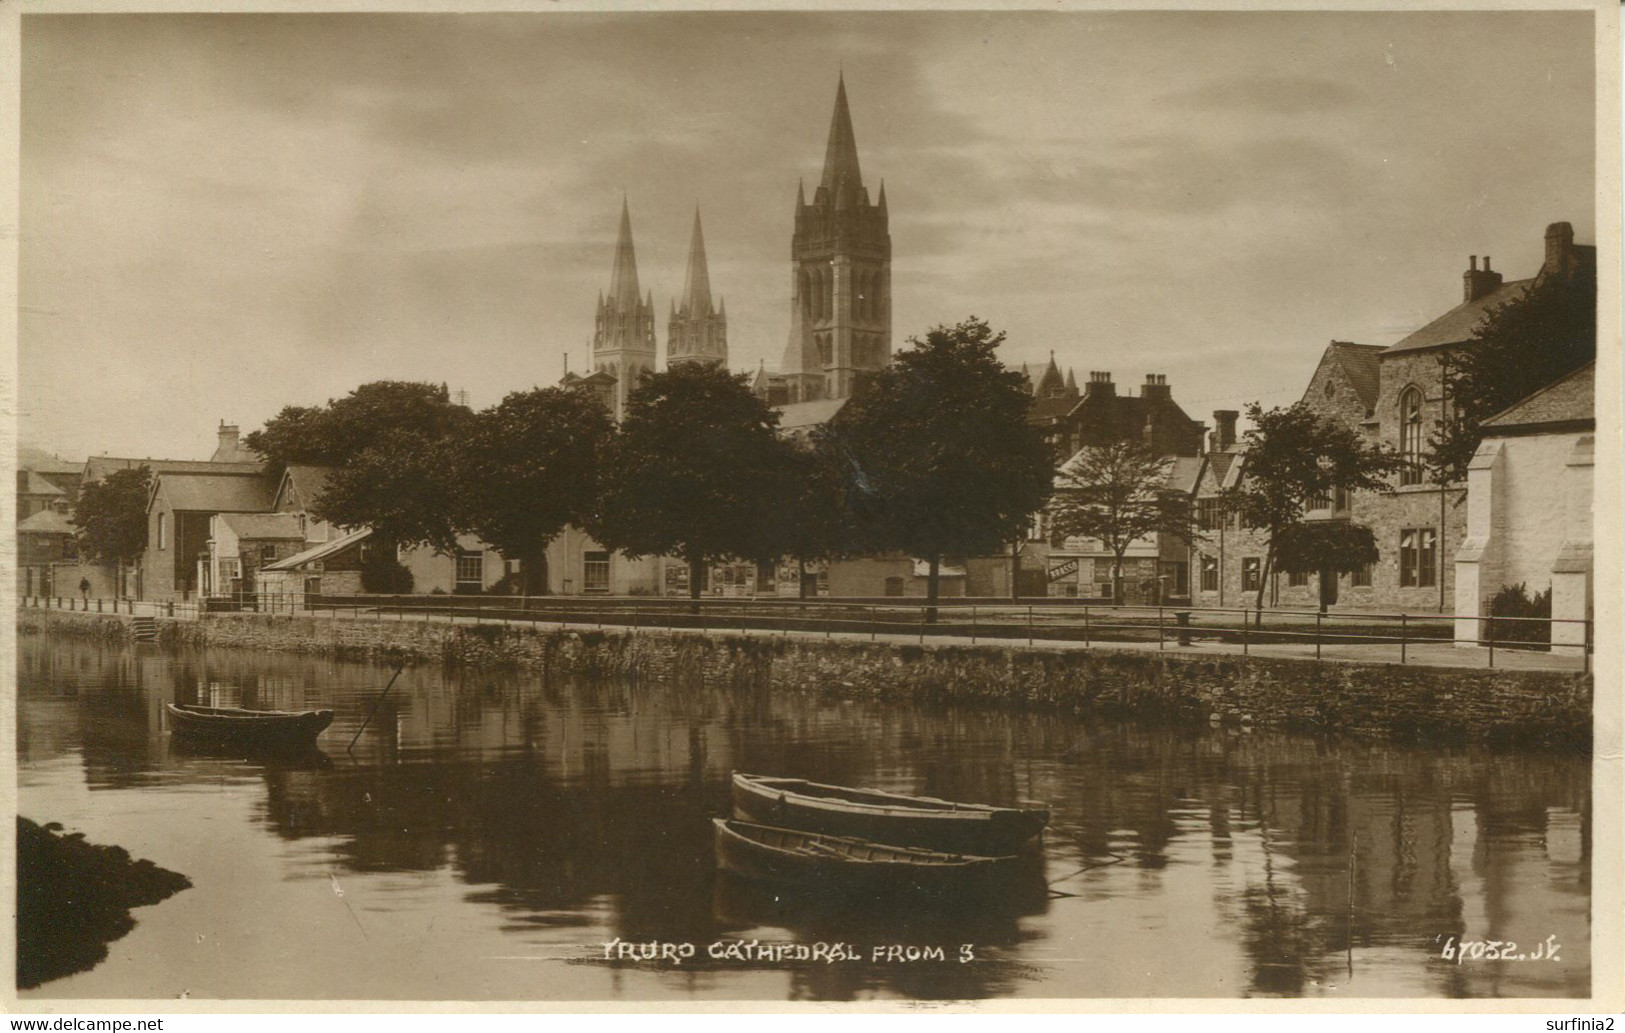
top-left (562, 74), bottom-right (890, 421)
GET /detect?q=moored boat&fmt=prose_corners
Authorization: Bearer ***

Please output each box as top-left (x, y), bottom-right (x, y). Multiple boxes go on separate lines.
top-left (164, 703), bottom-right (335, 749)
top-left (731, 772), bottom-right (1049, 854)
top-left (712, 818), bottom-right (1020, 901)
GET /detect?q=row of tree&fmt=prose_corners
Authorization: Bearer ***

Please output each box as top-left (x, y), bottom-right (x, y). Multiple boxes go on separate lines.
top-left (72, 273), bottom-right (1590, 613)
top-left (242, 318), bottom-right (1055, 609)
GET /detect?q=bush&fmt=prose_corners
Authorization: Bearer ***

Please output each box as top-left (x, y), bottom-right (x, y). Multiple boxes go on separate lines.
top-left (1487, 582), bottom-right (1551, 647)
top-left (361, 548), bottom-right (414, 594)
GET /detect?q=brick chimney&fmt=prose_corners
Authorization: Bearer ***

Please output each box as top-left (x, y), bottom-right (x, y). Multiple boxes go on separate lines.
top-left (1212, 410), bottom-right (1239, 452)
top-left (1543, 221), bottom-right (1576, 277)
top-left (214, 421), bottom-right (240, 461)
top-left (1142, 373), bottom-right (1171, 401)
top-left (1463, 254), bottom-right (1503, 303)
top-left (1083, 370), bottom-right (1115, 400)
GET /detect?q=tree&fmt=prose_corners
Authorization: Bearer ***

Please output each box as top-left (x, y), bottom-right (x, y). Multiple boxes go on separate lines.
top-left (1050, 441), bottom-right (1190, 606)
top-left (1430, 272), bottom-right (1596, 482)
top-left (822, 317), bottom-right (1053, 618)
top-left (72, 466), bottom-right (152, 567)
top-left (1223, 402), bottom-right (1403, 613)
top-left (588, 362), bottom-right (795, 601)
top-left (1273, 522), bottom-right (1379, 612)
top-left (764, 432), bottom-right (854, 599)
top-left (450, 387), bottom-right (614, 596)
top-left (247, 381), bottom-right (469, 555)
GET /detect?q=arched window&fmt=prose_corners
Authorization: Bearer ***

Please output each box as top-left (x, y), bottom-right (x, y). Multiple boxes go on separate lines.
top-left (1399, 387), bottom-right (1423, 486)
top-left (157, 512), bottom-right (167, 551)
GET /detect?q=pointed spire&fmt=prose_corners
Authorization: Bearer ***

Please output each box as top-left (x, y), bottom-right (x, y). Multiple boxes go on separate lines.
top-left (796, 178), bottom-right (806, 207)
top-left (606, 197), bottom-right (641, 309)
top-left (1065, 368), bottom-right (1078, 392)
top-left (820, 73), bottom-right (864, 196)
top-left (877, 179), bottom-right (887, 214)
top-left (680, 207), bottom-right (713, 318)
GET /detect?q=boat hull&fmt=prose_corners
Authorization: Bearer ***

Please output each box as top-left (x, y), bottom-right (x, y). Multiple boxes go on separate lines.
top-left (165, 704), bottom-right (334, 750)
top-left (731, 773), bottom-right (1048, 855)
top-left (712, 819), bottom-right (1021, 904)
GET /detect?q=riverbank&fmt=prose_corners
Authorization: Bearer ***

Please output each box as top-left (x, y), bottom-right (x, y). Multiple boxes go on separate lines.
top-left (20, 608), bottom-right (1592, 747)
top-left (16, 817), bottom-right (192, 990)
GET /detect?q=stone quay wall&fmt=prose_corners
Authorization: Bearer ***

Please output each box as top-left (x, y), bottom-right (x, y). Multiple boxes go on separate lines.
top-left (18, 609), bottom-right (1592, 747)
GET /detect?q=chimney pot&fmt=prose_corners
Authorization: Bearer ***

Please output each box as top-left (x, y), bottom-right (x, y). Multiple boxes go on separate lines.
top-left (1469, 256), bottom-right (1478, 271)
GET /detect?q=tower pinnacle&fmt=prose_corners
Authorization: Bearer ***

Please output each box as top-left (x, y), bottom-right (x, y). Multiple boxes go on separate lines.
top-left (820, 74), bottom-right (864, 197)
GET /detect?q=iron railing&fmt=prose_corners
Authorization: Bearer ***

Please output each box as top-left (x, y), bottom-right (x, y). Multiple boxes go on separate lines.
top-left (19, 592), bottom-right (1591, 673)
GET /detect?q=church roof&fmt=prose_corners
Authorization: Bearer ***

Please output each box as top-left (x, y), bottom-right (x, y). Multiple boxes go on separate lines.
top-left (1482, 362), bottom-right (1594, 433)
top-left (1384, 279), bottom-right (1532, 355)
top-left (1322, 341), bottom-right (1384, 411)
top-left (606, 197), bottom-right (642, 309)
top-left (820, 74), bottom-right (864, 197)
top-left (776, 398), bottom-right (847, 431)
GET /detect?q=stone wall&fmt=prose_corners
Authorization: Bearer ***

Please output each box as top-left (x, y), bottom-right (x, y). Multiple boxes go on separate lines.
top-left (18, 609), bottom-right (1590, 747)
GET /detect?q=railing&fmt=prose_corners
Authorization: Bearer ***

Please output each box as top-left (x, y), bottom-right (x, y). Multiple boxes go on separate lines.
top-left (20, 592), bottom-right (1589, 672)
top-left (19, 590), bottom-right (1574, 674)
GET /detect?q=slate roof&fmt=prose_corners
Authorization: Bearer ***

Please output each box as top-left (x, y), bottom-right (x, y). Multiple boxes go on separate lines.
top-left (1383, 279), bottom-right (1532, 355)
top-left (18, 509), bottom-right (76, 535)
top-left (1481, 362), bottom-right (1594, 432)
top-left (154, 472), bottom-right (277, 513)
top-left (1163, 456), bottom-right (1205, 495)
top-left (86, 456), bottom-right (264, 482)
top-left (18, 471), bottom-right (66, 496)
top-left (264, 527), bottom-right (373, 571)
top-left (776, 397), bottom-right (847, 432)
top-left (220, 512), bottom-right (306, 540)
top-left (1325, 342), bottom-right (1384, 411)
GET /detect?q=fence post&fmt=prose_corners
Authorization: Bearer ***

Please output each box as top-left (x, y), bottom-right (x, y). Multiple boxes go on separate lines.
top-left (1400, 614), bottom-right (1407, 665)
top-left (971, 605), bottom-right (977, 646)
top-left (1158, 606), bottom-right (1165, 650)
top-left (1028, 605), bottom-right (1034, 647)
top-left (1584, 618), bottom-right (1591, 674)
top-left (1487, 616), bottom-right (1494, 669)
top-left (1242, 608), bottom-right (1249, 657)
top-left (1315, 611), bottom-right (1322, 663)
top-left (1083, 605), bottom-right (1091, 648)
top-left (919, 605), bottom-right (925, 645)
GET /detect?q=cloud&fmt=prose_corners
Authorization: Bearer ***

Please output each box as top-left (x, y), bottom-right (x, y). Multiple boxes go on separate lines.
top-left (1158, 75), bottom-right (1363, 116)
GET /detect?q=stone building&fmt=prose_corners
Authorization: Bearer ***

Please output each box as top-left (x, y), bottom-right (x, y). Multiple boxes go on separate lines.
top-left (756, 74), bottom-right (891, 408)
top-left (1454, 363), bottom-right (1594, 653)
top-left (144, 469), bottom-right (278, 601)
top-left (585, 199), bottom-right (658, 423)
top-left (1189, 221), bottom-right (1593, 613)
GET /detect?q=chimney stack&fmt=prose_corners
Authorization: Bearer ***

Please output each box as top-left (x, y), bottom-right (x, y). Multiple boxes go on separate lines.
top-left (1543, 221), bottom-right (1576, 278)
top-left (218, 422), bottom-right (239, 451)
top-left (1142, 373), bottom-right (1171, 401)
top-left (1084, 370), bottom-right (1116, 400)
top-left (1212, 410), bottom-right (1239, 452)
top-left (1463, 253), bottom-right (1503, 302)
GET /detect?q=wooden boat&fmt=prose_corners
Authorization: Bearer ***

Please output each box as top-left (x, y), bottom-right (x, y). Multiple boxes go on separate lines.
top-left (712, 818), bottom-right (1020, 901)
top-left (731, 772), bottom-right (1049, 854)
top-left (165, 703), bottom-right (334, 749)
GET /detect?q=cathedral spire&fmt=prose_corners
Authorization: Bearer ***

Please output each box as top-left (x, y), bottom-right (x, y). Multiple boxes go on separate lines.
top-left (606, 196), bottom-right (641, 308)
top-left (820, 73), bottom-right (864, 196)
top-left (679, 207), bottom-right (713, 318)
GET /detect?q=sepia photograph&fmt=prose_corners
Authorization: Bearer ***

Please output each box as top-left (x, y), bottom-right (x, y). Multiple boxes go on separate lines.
top-left (7, 1), bottom-right (1620, 1014)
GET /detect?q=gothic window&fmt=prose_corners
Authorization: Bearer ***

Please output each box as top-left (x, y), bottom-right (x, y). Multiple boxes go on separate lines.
top-left (1200, 556), bottom-right (1219, 592)
top-left (1399, 387), bottom-right (1423, 486)
top-left (800, 270), bottom-right (812, 317)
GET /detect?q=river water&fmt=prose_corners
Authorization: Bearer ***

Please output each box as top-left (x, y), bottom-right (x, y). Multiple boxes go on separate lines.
top-left (16, 632), bottom-right (1591, 1002)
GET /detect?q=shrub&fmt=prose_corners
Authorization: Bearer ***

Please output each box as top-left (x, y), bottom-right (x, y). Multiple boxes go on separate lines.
top-left (361, 548), bottom-right (414, 594)
top-left (1487, 582), bottom-right (1551, 648)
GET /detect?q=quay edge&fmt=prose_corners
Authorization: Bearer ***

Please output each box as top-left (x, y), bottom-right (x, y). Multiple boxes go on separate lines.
top-left (19, 609), bottom-right (1592, 749)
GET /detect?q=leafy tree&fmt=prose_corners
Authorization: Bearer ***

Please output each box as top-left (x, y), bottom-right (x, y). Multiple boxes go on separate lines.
top-left (72, 466), bottom-right (152, 566)
top-left (247, 381), bottom-right (469, 555)
top-left (1222, 402), bottom-right (1403, 613)
top-left (588, 362), bottom-right (795, 600)
top-left (1273, 521), bottom-right (1379, 611)
top-left (766, 432), bottom-right (854, 599)
top-left (1050, 441), bottom-right (1190, 606)
top-left (451, 387), bottom-right (614, 596)
top-left (1431, 272), bottom-right (1596, 482)
top-left (823, 317), bottom-right (1053, 618)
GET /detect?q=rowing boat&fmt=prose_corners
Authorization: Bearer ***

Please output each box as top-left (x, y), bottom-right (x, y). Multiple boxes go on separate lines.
top-left (730, 772), bottom-right (1049, 854)
top-left (712, 818), bottom-right (1019, 901)
top-left (165, 703), bottom-right (334, 749)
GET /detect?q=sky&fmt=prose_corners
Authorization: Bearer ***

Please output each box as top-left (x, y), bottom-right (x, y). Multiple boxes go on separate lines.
top-left (19, 10), bottom-right (1597, 461)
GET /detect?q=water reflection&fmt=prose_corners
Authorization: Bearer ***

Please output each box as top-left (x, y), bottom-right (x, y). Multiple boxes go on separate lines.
top-left (16, 633), bottom-right (1591, 1001)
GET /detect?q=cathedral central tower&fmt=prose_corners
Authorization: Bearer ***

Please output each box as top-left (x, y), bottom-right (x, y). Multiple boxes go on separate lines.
top-left (778, 75), bottom-right (891, 402)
